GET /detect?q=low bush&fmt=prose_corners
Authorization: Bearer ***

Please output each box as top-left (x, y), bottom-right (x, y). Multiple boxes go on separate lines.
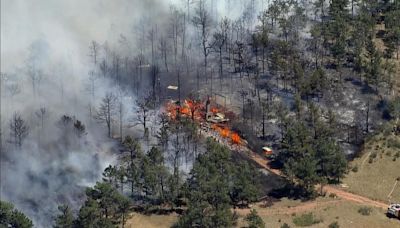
top-left (292, 213), bottom-right (322, 227)
top-left (328, 221), bottom-right (340, 228)
top-left (387, 138), bottom-right (400, 149)
top-left (329, 193), bottom-right (337, 198)
top-left (281, 223), bottom-right (291, 228)
top-left (394, 152), bottom-right (400, 159)
top-left (358, 207), bottom-right (372, 216)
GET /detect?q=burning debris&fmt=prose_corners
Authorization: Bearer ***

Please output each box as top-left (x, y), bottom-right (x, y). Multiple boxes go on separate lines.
top-left (164, 97), bottom-right (244, 145)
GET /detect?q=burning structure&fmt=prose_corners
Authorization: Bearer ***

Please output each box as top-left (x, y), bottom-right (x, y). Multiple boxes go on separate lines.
top-left (164, 97), bottom-right (243, 145)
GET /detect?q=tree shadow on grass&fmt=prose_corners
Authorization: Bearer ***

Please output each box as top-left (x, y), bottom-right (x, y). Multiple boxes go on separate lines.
top-left (268, 183), bottom-right (316, 202)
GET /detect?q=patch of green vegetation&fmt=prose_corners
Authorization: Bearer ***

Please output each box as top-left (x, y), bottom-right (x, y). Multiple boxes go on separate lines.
top-left (387, 138), bottom-right (400, 149)
top-left (245, 209), bottom-right (265, 228)
top-left (292, 213), bottom-right (322, 227)
top-left (328, 221), bottom-right (340, 228)
top-left (358, 207), bottom-right (372, 216)
top-left (370, 152), bottom-right (377, 159)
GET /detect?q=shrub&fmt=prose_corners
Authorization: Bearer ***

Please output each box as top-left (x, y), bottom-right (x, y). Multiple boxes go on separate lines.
top-left (281, 223), bottom-right (291, 228)
top-left (329, 221), bottom-right (340, 228)
top-left (394, 152), bottom-right (400, 159)
top-left (368, 158), bottom-right (373, 163)
top-left (351, 166), bottom-right (358, 172)
top-left (245, 209), bottom-right (265, 228)
top-left (370, 152), bottom-right (377, 159)
top-left (358, 207), bottom-right (372, 216)
top-left (292, 213), bottom-right (322, 227)
top-left (383, 127), bottom-right (392, 136)
top-left (329, 193), bottom-right (337, 198)
top-left (387, 138), bottom-right (400, 149)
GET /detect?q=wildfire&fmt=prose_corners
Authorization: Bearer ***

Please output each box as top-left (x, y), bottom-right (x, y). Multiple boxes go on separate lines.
top-left (211, 107), bottom-right (219, 113)
top-left (164, 98), bottom-right (243, 145)
top-left (231, 133), bottom-right (241, 144)
top-left (165, 99), bottom-right (204, 121)
top-left (180, 107), bottom-right (191, 115)
top-left (212, 124), bottom-right (243, 145)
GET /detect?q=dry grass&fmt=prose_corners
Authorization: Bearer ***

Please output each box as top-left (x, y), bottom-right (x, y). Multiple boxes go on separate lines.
top-left (124, 198), bottom-right (400, 228)
top-left (237, 198), bottom-right (400, 228)
top-left (343, 133), bottom-right (400, 204)
top-left (124, 212), bottom-right (178, 228)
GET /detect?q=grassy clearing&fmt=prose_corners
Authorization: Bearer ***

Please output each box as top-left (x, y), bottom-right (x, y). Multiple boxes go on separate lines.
top-left (124, 212), bottom-right (178, 228)
top-left (343, 133), bottom-right (400, 203)
top-left (237, 198), bottom-right (400, 228)
top-left (124, 198), bottom-right (400, 228)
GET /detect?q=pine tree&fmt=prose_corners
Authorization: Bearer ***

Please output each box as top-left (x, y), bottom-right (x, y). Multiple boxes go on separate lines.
top-left (0, 201), bottom-right (33, 228)
top-left (364, 36), bottom-right (382, 90)
top-left (245, 209), bottom-right (265, 228)
top-left (54, 205), bottom-right (74, 228)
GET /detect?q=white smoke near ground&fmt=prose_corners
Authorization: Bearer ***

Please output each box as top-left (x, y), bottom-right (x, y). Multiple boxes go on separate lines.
top-left (0, 0), bottom-right (268, 226)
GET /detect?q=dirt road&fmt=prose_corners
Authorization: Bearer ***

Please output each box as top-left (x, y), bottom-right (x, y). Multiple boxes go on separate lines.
top-left (245, 146), bottom-right (388, 209)
top-left (202, 130), bottom-right (389, 210)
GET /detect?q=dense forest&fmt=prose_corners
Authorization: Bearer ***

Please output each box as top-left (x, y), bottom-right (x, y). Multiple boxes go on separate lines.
top-left (1, 0), bottom-right (400, 227)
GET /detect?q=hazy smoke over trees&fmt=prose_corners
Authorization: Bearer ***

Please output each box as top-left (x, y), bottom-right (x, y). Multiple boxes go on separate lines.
top-left (0, 0), bottom-right (267, 226)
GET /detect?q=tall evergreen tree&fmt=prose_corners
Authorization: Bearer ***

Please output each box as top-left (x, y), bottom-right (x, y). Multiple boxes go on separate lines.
top-left (0, 201), bottom-right (33, 228)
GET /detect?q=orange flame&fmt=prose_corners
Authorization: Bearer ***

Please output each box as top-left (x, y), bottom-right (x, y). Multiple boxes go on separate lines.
top-left (165, 99), bottom-right (242, 145)
top-left (231, 133), bottom-right (241, 144)
top-left (164, 99), bottom-right (205, 121)
top-left (221, 128), bottom-right (230, 138)
top-left (180, 107), bottom-right (190, 115)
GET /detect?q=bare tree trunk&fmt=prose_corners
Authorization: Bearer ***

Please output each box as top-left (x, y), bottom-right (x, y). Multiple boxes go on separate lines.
top-left (119, 102), bottom-right (123, 142)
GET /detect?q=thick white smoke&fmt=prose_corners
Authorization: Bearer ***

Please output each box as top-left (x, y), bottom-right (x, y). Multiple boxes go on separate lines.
top-left (0, 0), bottom-right (268, 226)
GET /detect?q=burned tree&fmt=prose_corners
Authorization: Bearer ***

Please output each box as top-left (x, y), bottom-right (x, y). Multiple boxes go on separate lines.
top-left (35, 107), bottom-right (49, 144)
top-left (192, 0), bottom-right (213, 81)
top-left (89, 40), bottom-right (100, 66)
top-left (73, 120), bottom-right (87, 138)
top-left (135, 94), bottom-right (154, 136)
top-left (150, 65), bottom-right (160, 102)
top-left (9, 112), bottom-right (29, 148)
top-left (96, 92), bottom-right (117, 138)
top-left (212, 18), bottom-right (230, 81)
top-left (159, 35), bottom-right (170, 72)
top-left (169, 6), bottom-right (185, 67)
top-left (35, 107), bottom-right (48, 130)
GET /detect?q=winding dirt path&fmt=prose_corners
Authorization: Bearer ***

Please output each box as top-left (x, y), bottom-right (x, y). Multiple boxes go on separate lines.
top-left (202, 129), bottom-right (389, 210)
top-left (243, 147), bottom-right (388, 209)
